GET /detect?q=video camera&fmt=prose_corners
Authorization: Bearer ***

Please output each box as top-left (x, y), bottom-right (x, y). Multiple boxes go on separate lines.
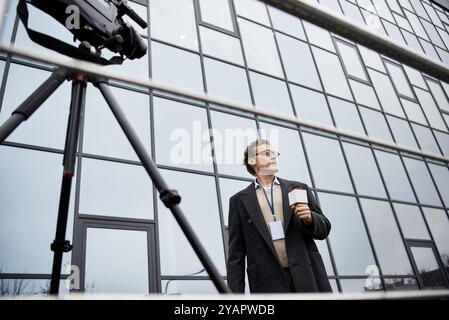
top-left (17, 0), bottom-right (148, 64)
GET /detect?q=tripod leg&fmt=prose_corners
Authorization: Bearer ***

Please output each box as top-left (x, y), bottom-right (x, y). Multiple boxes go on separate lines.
top-left (96, 82), bottom-right (231, 294)
top-left (0, 68), bottom-right (67, 143)
top-left (49, 74), bottom-right (87, 295)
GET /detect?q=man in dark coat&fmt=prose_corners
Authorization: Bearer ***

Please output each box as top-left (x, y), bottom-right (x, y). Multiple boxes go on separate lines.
top-left (227, 139), bottom-right (332, 293)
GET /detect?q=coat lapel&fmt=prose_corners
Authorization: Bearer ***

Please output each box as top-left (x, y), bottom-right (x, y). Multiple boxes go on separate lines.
top-left (241, 183), bottom-right (278, 259)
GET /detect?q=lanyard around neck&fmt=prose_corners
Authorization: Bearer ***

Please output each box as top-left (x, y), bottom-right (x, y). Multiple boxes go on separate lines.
top-left (261, 182), bottom-right (276, 220)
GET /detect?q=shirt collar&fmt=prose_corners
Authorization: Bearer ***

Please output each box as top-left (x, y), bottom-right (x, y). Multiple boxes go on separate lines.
top-left (254, 176), bottom-right (280, 189)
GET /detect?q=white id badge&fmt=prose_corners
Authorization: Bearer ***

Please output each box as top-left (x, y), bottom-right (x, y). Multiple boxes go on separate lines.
top-left (269, 220), bottom-right (285, 240)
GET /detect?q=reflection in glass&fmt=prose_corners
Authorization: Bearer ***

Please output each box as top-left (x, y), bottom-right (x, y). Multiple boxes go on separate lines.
top-left (423, 208), bottom-right (449, 273)
top-left (239, 19), bottom-right (283, 77)
top-left (150, 0), bottom-right (198, 51)
top-left (151, 41), bottom-right (204, 93)
top-left (384, 278), bottom-right (419, 291)
top-left (259, 122), bottom-right (312, 185)
top-left (80, 158), bottom-right (154, 219)
top-left (302, 133), bottom-right (353, 193)
top-left (0, 147), bottom-right (73, 273)
top-left (204, 58), bottom-right (252, 104)
top-left (318, 193), bottom-right (375, 275)
top-left (85, 228), bottom-right (149, 293)
top-left (394, 203), bottom-right (430, 240)
top-left (410, 247), bottom-right (447, 289)
top-left (343, 143), bottom-right (386, 197)
top-left (403, 157), bottom-right (442, 206)
top-left (0, 279), bottom-right (68, 296)
top-left (340, 278), bottom-right (383, 293)
top-left (361, 199), bottom-right (413, 276)
top-left (312, 47), bottom-right (352, 100)
top-left (158, 170), bottom-right (225, 275)
top-left (290, 85), bottom-right (333, 126)
top-left (83, 85), bottom-right (151, 161)
top-left (276, 33), bottom-right (322, 91)
top-left (374, 151), bottom-right (415, 202)
top-left (153, 97), bottom-right (213, 172)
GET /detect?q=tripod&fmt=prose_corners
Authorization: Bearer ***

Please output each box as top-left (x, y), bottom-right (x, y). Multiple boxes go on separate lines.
top-left (0, 63), bottom-right (230, 295)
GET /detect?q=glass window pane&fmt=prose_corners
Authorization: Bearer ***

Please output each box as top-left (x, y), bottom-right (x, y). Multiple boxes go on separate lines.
top-left (234, 0), bottom-right (270, 26)
top-left (411, 123), bottom-right (441, 155)
top-left (384, 278), bottom-right (419, 291)
top-left (239, 18), bottom-right (283, 77)
top-left (290, 85), bottom-right (334, 126)
top-left (315, 240), bottom-right (335, 276)
top-left (368, 69), bottom-right (405, 117)
top-left (204, 58), bottom-right (252, 104)
top-left (384, 20), bottom-right (406, 44)
top-left (328, 96), bottom-right (366, 135)
top-left (163, 280), bottom-right (217, 294)
top-left (403, 157), bottom-right (442, 206)
top-left (336, 40), bottom-right (368, 81)
top-left (158, 170), bottom-right (225, 275)
top-left (360, 107), bottom-right (394, 142)
top-left (341, 0), bottom-right (366, 24)
top-left (150, 0), bottom-right (198, 51)
top-left (268, 6), bottom-right (305, 40)
top-left (303, 133), bottom-right (354, 193)
top-left (199, 0), bottom-right (234, 31)
top-left (303, 21), bottom-right (336, 52)
top-left (199, 26), bottom-right (244, 65)
top-left (428, 163), bottom-right (449, 208)
top-left (250, 72), bottom-right (293, 116)
top-left (0, 0), bottom-right (16, 44)
top-left (385, 61), bottom-right (415, 98)
top-left (318, 193), bottom-right (376, 275)
top-left (423, 208), bottom-right (449, 272)
top-left (0, 147), bottom-right (73, 273)
top-left (403, 65), bottom-right (426, 89)
top-left (404, 11), bottom-right (429, 40)
top-left (153, 97), bottom-right (213, 172)
top-left (219, 178), bottom-right (252, 226)
top-left (435, 131), bottom-right (449, 156)
top-left (0, 64), bottom-right (71, 150)
top-left (401, 98), bottom-right (428, 125)
top-left (361, 199), bottom-right (413, 275)
top-left (415, 88), bottom-right (447, 131)
top-left (343, 143), bottom-right (387, 197)
top-left (276, 33), bottom-right (322, 91)
top-left (85, 228), bottom-right (149, 293)
top-left (210, 111), bottom-right (258, 177)
top-left (349, 79), bottom-right (381, 110)
top-left (319, 0), bottom-right (344, 13)
top-left (375, 150), bottom-right (416, 202)
top-left (387, 115), bottom-right (419, 148)
top-left (259, 122), bottom-right (312, 185)
top-left (394, 203), bottom-right (430, 240)
top-left (312, 47), bottom-right (353, 100)
top-left (151, 41), bottom-right (204, 93)
top-left (410, 247), bottom-right (447, 289)
top-left (0, 279), bottom-right (68, 296)
top-left (426, 79), bottom-right (449, 112)
top-left (83, 86), bottom-right (151, 161)
top-left (358, 45), bottom-right (386, 72)
top-left (80, 158), bottom-right (154, 219)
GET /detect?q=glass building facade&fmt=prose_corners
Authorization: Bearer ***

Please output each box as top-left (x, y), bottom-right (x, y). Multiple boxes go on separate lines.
top-left (1, 0), bottom-right (449, 295)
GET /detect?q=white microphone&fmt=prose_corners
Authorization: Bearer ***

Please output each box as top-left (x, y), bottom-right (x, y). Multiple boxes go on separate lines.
top-left (288, 188), bottom-right (308, 206)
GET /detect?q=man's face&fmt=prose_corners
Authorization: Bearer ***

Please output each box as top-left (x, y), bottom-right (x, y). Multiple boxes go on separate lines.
top-left (253, 144), bottom-right (278, 176)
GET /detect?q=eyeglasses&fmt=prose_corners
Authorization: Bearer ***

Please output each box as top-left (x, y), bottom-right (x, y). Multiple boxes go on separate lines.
top-left (256, 150), bottom-right (280, 158)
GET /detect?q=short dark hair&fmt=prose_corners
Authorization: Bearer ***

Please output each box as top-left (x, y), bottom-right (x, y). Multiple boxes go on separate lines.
top-left (243, 139), bottom-right (270, 176)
